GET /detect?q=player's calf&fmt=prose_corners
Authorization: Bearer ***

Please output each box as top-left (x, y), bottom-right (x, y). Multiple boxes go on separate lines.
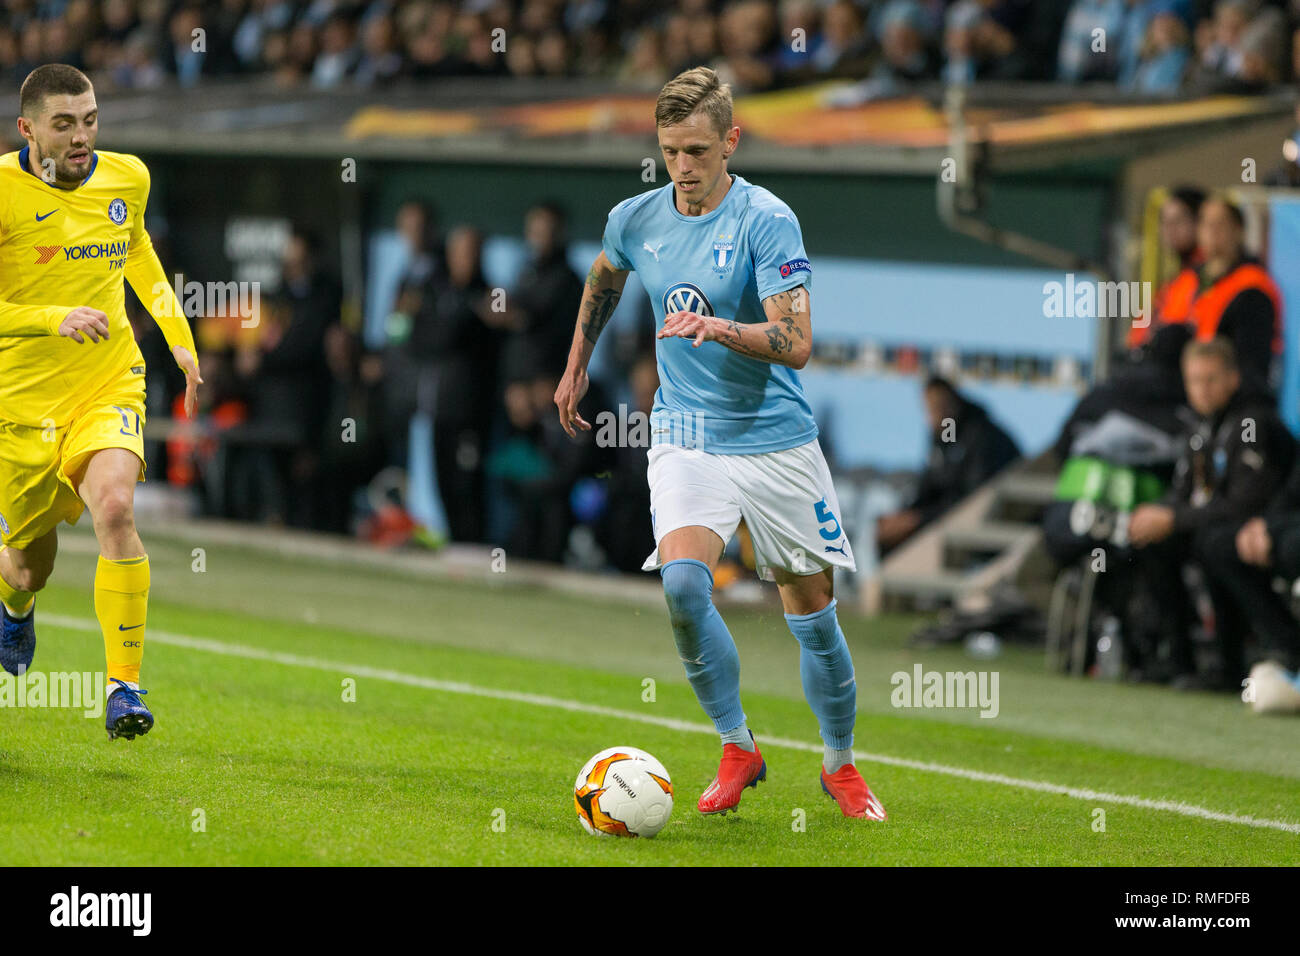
top-left (660, 558), bottom-right (749, 743)
top-left (0, 538), bottom-right (56, 676)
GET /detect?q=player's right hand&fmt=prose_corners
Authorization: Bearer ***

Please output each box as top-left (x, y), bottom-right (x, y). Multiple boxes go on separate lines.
top-left (554, 367), bottom-right (591, 438)
top-left (58, 307), bottom-right (110, 344)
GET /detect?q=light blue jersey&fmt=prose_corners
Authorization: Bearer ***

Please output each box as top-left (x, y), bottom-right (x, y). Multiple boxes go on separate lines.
top-left (602, 173), bottom-right (818, 454)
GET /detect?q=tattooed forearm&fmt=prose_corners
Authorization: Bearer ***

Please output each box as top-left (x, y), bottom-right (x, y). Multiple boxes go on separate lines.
top-left (581, 288), bottom-right (621, 344)
top-left (714, 319), bottom-right (798, 363)
top-left (711, 287), bottom-right (810, 366)
top-left (778, 314), bottom-right (804, 340)
top-left (764, 324), bottom-right (793, 354)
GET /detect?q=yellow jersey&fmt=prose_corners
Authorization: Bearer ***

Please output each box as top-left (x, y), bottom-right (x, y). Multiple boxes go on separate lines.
top-left (0, 147), bottom-right (196, 427)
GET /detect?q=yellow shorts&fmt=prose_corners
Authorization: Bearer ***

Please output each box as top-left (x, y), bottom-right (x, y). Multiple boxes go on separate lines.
top-left (0, 381), bottom-right (146, 550)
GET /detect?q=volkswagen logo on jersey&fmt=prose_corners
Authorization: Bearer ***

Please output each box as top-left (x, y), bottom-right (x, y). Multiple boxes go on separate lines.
top-left (107, 198), bottom-right (128, 225)
top-left (662, 282), bottom-right (715, 318)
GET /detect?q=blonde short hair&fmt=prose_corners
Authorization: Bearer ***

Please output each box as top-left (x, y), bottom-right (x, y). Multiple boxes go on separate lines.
top-left (655, 67), bottom-right (733, 140)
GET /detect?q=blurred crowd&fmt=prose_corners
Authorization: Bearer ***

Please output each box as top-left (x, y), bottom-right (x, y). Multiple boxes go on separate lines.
top-left (4, 0), bottom-right (1300, 97)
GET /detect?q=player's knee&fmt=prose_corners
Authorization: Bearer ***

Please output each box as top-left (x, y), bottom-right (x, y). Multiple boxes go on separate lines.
top-left (8, 561), bottom-right (52, 593)
top-left (661, 559), bottom-right (713, 627)
top-left (89, 486), bottom-right (135, 534)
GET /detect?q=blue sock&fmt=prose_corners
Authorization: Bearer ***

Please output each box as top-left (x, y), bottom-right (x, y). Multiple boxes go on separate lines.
top-left (785, 599), bottom-right (856, 751)
top-left (660, 559), bottom-right (746, 737)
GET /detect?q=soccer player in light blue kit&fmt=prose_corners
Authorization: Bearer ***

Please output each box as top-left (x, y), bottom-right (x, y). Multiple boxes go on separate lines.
top-left (554, 67), bottom-right (886, 820)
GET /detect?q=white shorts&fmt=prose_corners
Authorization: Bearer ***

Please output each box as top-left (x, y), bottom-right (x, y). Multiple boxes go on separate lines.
top-left (642, 439), bottom-right (857, 581)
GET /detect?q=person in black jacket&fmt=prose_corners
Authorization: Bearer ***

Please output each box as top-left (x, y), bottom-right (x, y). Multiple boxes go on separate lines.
top-left (1194, 449), bottom-right (1300, 688)
top-left (1128, 337), bottom-right (1296, 686)
top-left (407, 225), bottom-right (500, 544)
top-left (876, 376), bottom-right (1021, 555)
top-left (496, 202), bottom-right (585, 380)
top-left (233, 227), bottom-right (341, 526)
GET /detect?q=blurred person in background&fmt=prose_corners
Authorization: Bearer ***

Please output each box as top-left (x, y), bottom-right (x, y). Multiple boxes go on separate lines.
top-left (310, 12), bottom-right (359, 88)
top-left (1129, 194), bottom-right (1282, 402)
top-left (771, 0), bottom-right (824, 76)
top-left (597, 351), bottom-right (660, 573)
top-left (712, 0), bottom-right (782, 93)
top-left (1196, 451), bottom-right (1300, 711)
top-left (409, 225), bottom-right (500, 545)
top-left (1057, 0), bottom-right (1129, 83)
top-left (1128, 338), bottom-right (1295, 688)
top-left (494, 201), bottom-right (585, 383)
top-left (1187, 0), bottom-right (1284, 93)
top-left (315, 321), bottom-right (387, 534)
top-left (377, 199), bottom-right (444, 472)
top-left (164, 2), bottom-right (237, 86)
top-left (806, 0), bottom-right (873, 79)
top-left (618, 24), bottom-right (672, 90)
top-left (1124, 2), bottom-right (1193, 93)
top-left (1123, 183), bottom-right (1205, 359)
top-left (876, 376), bottom-right (1020, 555)
top-left (943, 0), bottom-right (1027, 83)
top-left (872, 0), bottom-right (938, 83)
top-left (534, 27), bottom-right (574, 78)
top-left (233, 227), bottom-right (340, 526)
top-left (352, 9), bottom-right (404, 87)
top-left (273, 18), bottom-right (318, 86)
top-left (821, 0), bottom-right (936, 101)
top-left (233, 0), bottom-right (298, 71)
top-left (488, 355), bottom-right (609, 563)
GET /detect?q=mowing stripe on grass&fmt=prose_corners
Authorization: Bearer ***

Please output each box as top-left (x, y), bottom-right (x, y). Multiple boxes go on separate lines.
top-left (45, 614), bottom-right (1300, 835)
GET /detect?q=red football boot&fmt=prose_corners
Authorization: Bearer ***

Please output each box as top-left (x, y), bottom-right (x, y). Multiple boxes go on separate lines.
top-left (697, 734), bottom-right (767, 815)
top-left (821, 764), bottom-right (887, 820)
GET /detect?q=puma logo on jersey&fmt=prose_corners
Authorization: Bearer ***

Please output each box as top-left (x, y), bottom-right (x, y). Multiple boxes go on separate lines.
top-left (643, 240), bottom-right (664, 261)
top-left (772, 212), bottom-right (793, 221)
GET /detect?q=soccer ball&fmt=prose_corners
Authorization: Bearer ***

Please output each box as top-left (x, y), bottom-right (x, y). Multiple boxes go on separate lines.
top-left (573, 746), bottom-right (673, 838)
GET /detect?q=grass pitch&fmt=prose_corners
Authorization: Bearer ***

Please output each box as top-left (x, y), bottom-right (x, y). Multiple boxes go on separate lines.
top-left (2, 527), bottom-right (1297, 866)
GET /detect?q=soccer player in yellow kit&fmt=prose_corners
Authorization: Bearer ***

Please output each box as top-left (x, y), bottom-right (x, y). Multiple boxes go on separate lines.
top-left (0, 64), bottom-right (202, 740)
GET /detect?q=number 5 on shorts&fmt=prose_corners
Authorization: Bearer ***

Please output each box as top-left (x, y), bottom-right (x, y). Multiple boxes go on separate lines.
top-left (814, 497), bottom-right (841, 540)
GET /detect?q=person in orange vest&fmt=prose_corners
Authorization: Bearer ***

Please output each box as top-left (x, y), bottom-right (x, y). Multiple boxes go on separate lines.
top-left (1129, 194), bottom-right (1282, 401)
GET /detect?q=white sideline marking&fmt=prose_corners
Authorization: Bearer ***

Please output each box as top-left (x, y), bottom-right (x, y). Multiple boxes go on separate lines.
top-left (44, 614), bottom-right (1300, 835)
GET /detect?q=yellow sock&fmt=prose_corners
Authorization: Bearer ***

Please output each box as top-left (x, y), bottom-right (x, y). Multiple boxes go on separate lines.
top-left (95, 555), bottom-right (149, 686)
top-left (0, 547), bottom-right (34, 617)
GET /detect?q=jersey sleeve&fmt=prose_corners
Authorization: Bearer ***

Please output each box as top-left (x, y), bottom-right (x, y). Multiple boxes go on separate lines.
top-left (751, 204), bottom-right (812, 301)
top-left (0, 299), bottom-right (67, 336)
top-left (601, 200), bottom-right (633, 271)
top-left (0, 178), bottom-right (67, 336)
top-left (122, 158), bottom-right (198, 356)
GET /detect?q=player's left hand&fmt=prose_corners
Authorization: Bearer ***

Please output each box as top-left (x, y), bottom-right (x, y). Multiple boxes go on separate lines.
top-left (171, 345), bottom-right (204, 419)
top-left (659, 311), bottom-right (721, 348)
